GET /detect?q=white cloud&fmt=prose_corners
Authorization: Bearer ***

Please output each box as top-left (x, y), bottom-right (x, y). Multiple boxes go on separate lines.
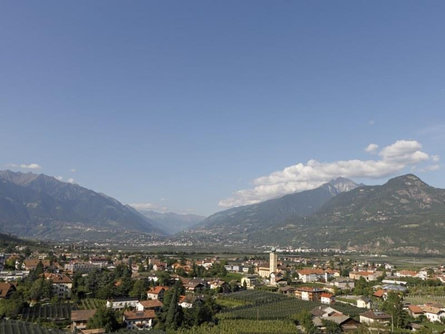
top-left (9, 163), bottom-right (42, 170)
top-left (22, 163), bottom-right (41, 169)
top-left (432, 155), bottom-right (440, 162)
top-left (219, 139), bottom-right (435, 208)
top-left (130, 202), bottom-right (169, 213)
top-left (365, 143), bottom-right (378, 153)
top-left (67, 178), bottom-right (75, 184)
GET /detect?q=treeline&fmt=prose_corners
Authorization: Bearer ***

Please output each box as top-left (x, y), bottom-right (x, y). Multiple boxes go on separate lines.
top-left (0, 262), bottom-right (53, 318)
top-left (72, 264), bottom-right (140, 300)
top-left (156, 281), bottom-right (220, 331)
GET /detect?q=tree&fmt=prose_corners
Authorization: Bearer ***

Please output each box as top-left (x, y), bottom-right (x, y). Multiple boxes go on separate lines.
top-left (340, 268), bottom-right (350, 277)
top-left (283, 270), bottom-right (292, 284)
top-left (96, 283), bottom-right (114, 300)
top-left (113, 264), bottom-right (131, 280)
top-left (296, 310), bottom-right (320, 334)
top-left (130, 279), bottom-right (149, 299)
top-left (322, 320), bottom-right (341, 334)
top-left (382, 292), bottom-right (409, 329)
top-left (157, 271), bottom-right (171, 286)
top-left (87, 306), bottom-right (121, 332)
top-left (176, 267), bottom-right (187, 277)
top-left (28, 278), bottom-right (52, 301)
top-left (158, 281), bottom-right (185, 330)
top-left (27, 261), bottom-right (44, 282)
top-left (4, 257), bottom-right (16, 270)
top-left (353, 277), bottom-right (372, 296)
top-left (0, 290), bottom-right (26, 318)
top-left (165, 288), bottom-right (183, 330)
top-left (23, 247), bottom-right (32, 257)
top-left (208, 262), bottom-right (227, 277)
top-left (114, 276), bottom-right (133, 297)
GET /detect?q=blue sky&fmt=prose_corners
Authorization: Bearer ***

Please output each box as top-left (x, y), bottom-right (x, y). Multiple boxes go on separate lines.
top-left (1, 1), bottom-right (445, 215)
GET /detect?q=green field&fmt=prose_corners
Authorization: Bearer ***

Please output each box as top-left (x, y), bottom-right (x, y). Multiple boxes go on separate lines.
top-left (218, 297), bottom-right (320, 320)
top-left (218, 290), bottom-right (287, 304)
top-left (341, 254), bottom-right (445, 269)
top-left (217, 290), bottom-right (364, 321)
top-left (216, 298), bottom-right (249, 309)
top-left (78, 298), bottom-right (106, 310)
top-left (222, 272), bottom-right (243, 282)
top-left (174, 319), bottom-right (298, 334)
top-left (405, 294), bottom-right (445, 305)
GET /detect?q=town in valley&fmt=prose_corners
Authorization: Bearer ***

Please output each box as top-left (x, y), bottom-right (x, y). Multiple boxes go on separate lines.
top-left (2, 237), bottom-right (445, 333)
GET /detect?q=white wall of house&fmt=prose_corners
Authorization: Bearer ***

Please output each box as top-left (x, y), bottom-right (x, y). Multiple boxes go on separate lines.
top-left (425, 312), bottom-right (445, 322)
top-left (125, 318), bottom-right (153, 329)
top-left (321, 296), bottom-right (332, 305)
top-left (301, 291), bottom-right (310, 301)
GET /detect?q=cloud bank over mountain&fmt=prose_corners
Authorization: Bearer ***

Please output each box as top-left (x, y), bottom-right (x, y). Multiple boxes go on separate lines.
top-left (219, 140), bottom-right (438, 208)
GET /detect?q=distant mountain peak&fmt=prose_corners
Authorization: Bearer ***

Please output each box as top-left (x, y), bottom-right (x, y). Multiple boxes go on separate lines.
top-left (0, 170), bottom-right (40, 185)
top-left (0, 169), bottom-right (163, 240)
top-left (324, 177), bottom-right (358, 194)
top-left (385, 173), bottom-right (428, 188)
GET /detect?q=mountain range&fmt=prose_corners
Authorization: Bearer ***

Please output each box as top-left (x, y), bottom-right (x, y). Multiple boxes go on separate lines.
top-left (2, 169), bottom-right (445, 254)
top-left (135, 210), bottom-right (204, 235)
top-left (0, 170), bottom-right (162, 240)
top-left (190, 174), bottom-right (445, 254)
top-left (193, 177), bottom-right (358, 234)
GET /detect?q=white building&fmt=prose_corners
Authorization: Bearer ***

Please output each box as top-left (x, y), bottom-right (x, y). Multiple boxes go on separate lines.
top-left (241, 275), bottom-right (258, 289)
top-left (124, 310), bottom-right (155, 330)
top-left (421, 304), bottom-right (445, 322)
top-left (107, 297), bottom-right (139, 309)
top-left (45, 273), bottom-right (72, 298)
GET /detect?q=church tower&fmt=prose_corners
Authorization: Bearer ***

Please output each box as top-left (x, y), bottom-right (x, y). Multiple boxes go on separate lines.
top-left (269, 248), bottom-right (277, 274)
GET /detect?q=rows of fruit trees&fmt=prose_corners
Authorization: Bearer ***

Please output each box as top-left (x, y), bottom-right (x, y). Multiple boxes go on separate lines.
top-left (217, 290), bottom-right (364, 320)
top-left (0, 319), bottom-right (65, 334)
top-left (11, 290), bottom-right (365, 332)
top-left (21, 303), bottom-right (72, 322)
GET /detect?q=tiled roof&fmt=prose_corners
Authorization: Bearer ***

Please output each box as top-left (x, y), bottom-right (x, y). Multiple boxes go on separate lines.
top-left (298, 268), bottom-right (325, 275)
top-left (296, 287), bottom-right (324, 292)
top-left (147, 286), bottom-right (168, 294)
top-left (139, 300), bottom-right (163, 308)
top-left (0, 283), bottom-right (14, 298)
top-left (352, 271), bottom-right (375, 276)
top-left (45, 273), bottom-right (72, 284)
top-left (124, 310), bottom-right (156, 320)
top-left (408, 305), bottom-right (424, 314)
top-left (398, 270), bottom-right (418, 276)
top-left (421, 304), bottom-right (444, 315)
top-left (360, 310), bottom-right (391, 320)
top-left (373, 289), bottom-right (385, 298)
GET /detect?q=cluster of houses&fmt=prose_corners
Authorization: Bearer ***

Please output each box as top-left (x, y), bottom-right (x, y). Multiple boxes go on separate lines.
top-left (236, 252), bottom-right (445, 331)
top-left (71, 277), bottom-right (223, 332)
top-left (4, 247), bottom-right (445, 332)
top-left (72, 297), bottom-right (160, 332)
top-left (311, 305), bottom-right (361, 332)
